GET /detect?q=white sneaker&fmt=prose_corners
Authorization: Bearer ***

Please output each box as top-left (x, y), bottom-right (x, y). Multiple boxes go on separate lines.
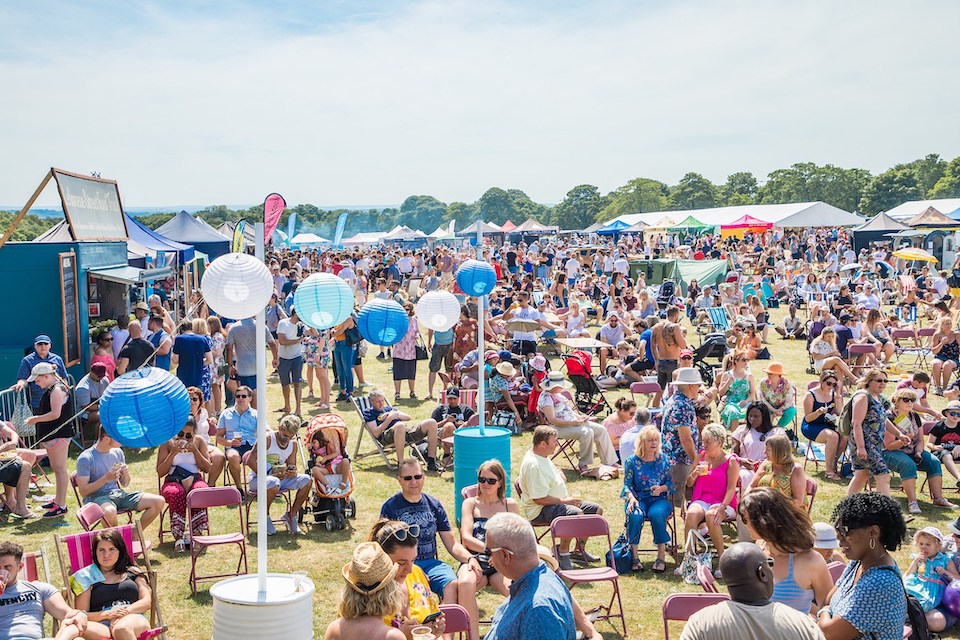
top-left (265, 518), bottom-right (277, 536)
top-left (908, 501), bottom-right (922, 514)
top-left (282, 512), bottom-right (301, 534)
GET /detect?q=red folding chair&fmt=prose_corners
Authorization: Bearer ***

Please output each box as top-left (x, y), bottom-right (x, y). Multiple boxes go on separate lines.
top-left (662, 593), bottom-right (729, 640)
top-left (697, 564), bottom-right (719, 593)
top-left (70, 472), bottom-right (133, 523)
top-left (440, 603), bottom-right (477, 640)
top-left (549, 514), bottom-right (627, 637)
top-left (514, 478), bottom-right (550, 542)
top-left (805, 478), bottom-right (818, 514)
top-left (629, 381), bottom-right (661, 407)
top-left (827, 560), bottom-right (847, 584)
top-left (186, 486), bottom-right (248, 595)
top-left (74, 502), bottom-right (150, 558)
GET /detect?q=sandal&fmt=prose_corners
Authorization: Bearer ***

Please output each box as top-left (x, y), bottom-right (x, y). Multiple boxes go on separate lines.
top-left (652, 558), bottom-right (667, 573)
top-left (824, 471), bottom-right (843, 481)
top-left (632, 559), bottom-right (644, 572)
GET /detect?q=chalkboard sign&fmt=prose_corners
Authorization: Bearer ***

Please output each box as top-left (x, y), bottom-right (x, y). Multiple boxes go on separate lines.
top-left (59, 252), bottom-right (81, 367)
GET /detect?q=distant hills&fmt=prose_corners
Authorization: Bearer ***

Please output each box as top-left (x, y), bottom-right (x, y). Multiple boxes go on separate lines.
top-left (0, 204), bottom-right (398, 218)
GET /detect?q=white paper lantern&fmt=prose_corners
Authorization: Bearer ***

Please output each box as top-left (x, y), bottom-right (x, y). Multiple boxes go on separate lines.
top-left (201, 253), bottom-right (274, 320)
top-left (295, 273), bottom-right (355, 330)
top-left (415, 290), bottom-right (461, 332)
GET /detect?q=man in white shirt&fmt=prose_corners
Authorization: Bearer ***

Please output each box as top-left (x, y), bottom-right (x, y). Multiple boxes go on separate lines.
top-left (855, 285), bottom-right (880, 311)
top-left (276, 308), bottom-right (305, 416)
top-left (602, 253), bottom-right (615, 274)
top-left (398, 252), bottom-right (414, 276)
top-left (564, 256), bottom-right (581, 288)
top-left (842, 246), bottom-right (856, 265)
top-left (614, 256), bottom-right (629, 275)
top-left (598, 313), bottom-right (632, 371)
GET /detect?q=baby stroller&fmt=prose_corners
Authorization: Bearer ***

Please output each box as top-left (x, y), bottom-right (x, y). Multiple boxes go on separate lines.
top-left (563, 350), bottom-right (612, 416)
top-left (691, 332), bottom-right (727, 387)
top-left (303, 414), bottom-right (357, 532)
top-left (656, 279), bottom-right (678, 313)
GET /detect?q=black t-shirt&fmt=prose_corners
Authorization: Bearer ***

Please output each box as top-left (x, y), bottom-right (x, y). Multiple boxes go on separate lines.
top-left (930, 420), bottom-right (960, 447)
top-left (119, 338), bottom-right (156, 370)
top-left (506, 251), bottom-right (517, 268)
top-left (431, 404), bottom-right (476, 424)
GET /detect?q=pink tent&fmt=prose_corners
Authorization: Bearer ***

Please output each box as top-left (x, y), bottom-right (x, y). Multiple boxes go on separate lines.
top-left (721, 214), bottom-right (773, 229)
top-left (500, 220), bottom-right (516, 231)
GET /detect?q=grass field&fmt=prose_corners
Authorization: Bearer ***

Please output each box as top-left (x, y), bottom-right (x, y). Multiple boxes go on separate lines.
top-left (9, 303), bottom-right (960, 639)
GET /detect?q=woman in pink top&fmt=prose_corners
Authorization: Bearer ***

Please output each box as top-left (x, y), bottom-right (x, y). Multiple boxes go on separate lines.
top-left (684, 423), bottom-right (741, 565)
top-left (90, 330), bottom-right (117, 381)
top-left (602, 397), bottom-right (637, 450)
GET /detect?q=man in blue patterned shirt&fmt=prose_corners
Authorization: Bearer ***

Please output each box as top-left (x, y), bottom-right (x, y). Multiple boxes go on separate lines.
top-left (660, 367), bottom-right (703, 504)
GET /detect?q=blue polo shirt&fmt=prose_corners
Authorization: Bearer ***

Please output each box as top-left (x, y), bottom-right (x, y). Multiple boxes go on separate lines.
top-left (486, 563), bottom-right (575, 640)
top-left (217, 406), bottom-right (258, 446)
top-left (639, 328), bottom-right (654, 362)
top-left (17, 351), bottom-right (68, 411)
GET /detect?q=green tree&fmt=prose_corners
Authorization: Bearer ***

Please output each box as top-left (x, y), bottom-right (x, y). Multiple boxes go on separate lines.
top-left (397, 195), bottom-right (447, 231)
top-left (135, 212), bottom-right (176, 229)
top-left (477, 188), bottom-right (516, 225)
top-left (505, 189), bottom-right (549, 223)
top-left (758, 163), bottom-right (870, 212)
top-left (894, 153), bottom-right (947, 196)
top-left (928, 157), bottom-right (960, 200)
top-left (445, 201), bottom-right (479, 226)
top-left (719, 172), bottom-right (758, 206)
top-left (668, 172), bottom-right (718, 210)
top-left (553, 185), bottom-right (608, 230)
top-left (596, 178), bottom-right (669, 222)
top-left (0, 212), bottom-right (60, 240)
top-left (859, 169), bottom-right (923, 215)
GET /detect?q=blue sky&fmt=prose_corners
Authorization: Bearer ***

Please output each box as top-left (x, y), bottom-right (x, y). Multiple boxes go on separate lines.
top-left (1, 0), bottom-right (958, 209)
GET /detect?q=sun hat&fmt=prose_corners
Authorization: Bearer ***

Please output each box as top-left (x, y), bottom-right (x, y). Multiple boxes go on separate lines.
top-left (542, 371), bottom-right (573, 392)
top-left (672, 367), bottom-right (703, 386)
top-left (495, 362), bottom-right (517, 377)
top-left (341, 542), bottom-right (398, 594)
top-left (134, 301), bottom-right (150, 311)
top-left (27, 362), bottom-right (57, 382)
top-left (530, 354), bottom-right (546, 372)
top-left (942, 400), bottom-right (960, 416)
top-left (917, 526), bottom-right (944, 544)
top-left (536, 544), bottom-right (559, 571)
top-left (812, 522), bottom-right (839, 549)
top-left (34, 334), bottom-right (51, 345)
top-left (483, 350), bottom-right (500, 362)
top-left (762, 362), bottom-right (784, 376)
top-left (947, 516), bottom-right (960, 537)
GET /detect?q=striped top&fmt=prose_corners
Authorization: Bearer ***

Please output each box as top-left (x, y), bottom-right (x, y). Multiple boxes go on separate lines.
top-left (773, 553), bottom-right (815, 613)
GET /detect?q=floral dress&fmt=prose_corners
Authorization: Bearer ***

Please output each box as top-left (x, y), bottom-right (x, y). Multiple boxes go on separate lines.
top-left (200, 334), bottom-right (213, 402)
top-left (210, 332), bottom-right (226, 385)
top-left (847, 392), bottom-right (890, 475)
top-left (720, 374), bottom-right (750, 427)
top-left (313, 329), bottom-right (332, 368)
top-left (303, 333), bottom-right (320, 367)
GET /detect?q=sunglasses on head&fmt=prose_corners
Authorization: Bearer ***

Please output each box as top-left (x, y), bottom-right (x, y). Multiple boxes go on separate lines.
top-left (477, 476), bottom-right (498, 485)
top-left (389, 524), bottom-right (420, 542)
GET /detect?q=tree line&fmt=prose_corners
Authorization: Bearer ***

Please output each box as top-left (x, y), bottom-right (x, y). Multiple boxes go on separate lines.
top-left (5, 153), bottom-right (960, 242)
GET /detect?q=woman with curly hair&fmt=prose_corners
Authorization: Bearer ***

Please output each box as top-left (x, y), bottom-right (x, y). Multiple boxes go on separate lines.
top-left (739, 488), bottom-right (832, 614)
top-left (818, 492), bottom-right (908, 640)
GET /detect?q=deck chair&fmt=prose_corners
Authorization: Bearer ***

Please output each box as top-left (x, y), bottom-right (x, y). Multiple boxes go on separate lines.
top-left (23, 548), bottom-right (59, 635)
top-left (187, 486), bottom-right (248, 595)
top-left (440, 603), bottom-right (477, 640)
top-left (55, 522), bottom-right (166, 640)
top-left (704, 307), bottom-right (730, 334)
top-left (550, 515), bottom-right (627, 637)
top-left (662, 593), bottom-right (730, 640)
top-left (351, 395), bottom-right (427, 471)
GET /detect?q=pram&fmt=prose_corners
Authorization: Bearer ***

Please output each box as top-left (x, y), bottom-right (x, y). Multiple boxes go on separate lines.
top-left (656, 279), bottom-right (678, 313)
top-left (691, 332), bottom-right (727, 387)
top-left (563, 350), bottom-right (613, 416)
top-left (303, 414), bottom-right (357, 532)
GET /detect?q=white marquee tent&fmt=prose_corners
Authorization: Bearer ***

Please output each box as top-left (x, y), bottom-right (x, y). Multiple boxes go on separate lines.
top-left (610, 201), bottom-right (862, 229)
top-left (884, 199), bottom-right (960, 221)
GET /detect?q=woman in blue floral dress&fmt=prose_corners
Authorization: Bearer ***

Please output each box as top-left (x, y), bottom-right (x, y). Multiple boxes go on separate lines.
top-left (623, 424), bottom-right (674, 572)
top-left (717, 354), bottom-right (756, 429)
top-left (847, 368), bottom-right (896, 496)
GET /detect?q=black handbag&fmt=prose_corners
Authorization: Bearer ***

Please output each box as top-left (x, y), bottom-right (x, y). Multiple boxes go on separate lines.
top-left (415, 337), bottom-right (429, 360)
top-left (345, 325), bottom-right (363, 347)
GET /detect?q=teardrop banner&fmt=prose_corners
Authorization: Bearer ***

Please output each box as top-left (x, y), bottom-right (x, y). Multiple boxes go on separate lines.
top-left (263, 193), bottom-right (286, 240)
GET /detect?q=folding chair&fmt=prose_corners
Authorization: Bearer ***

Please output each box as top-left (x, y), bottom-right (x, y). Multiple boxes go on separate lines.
top-left (892, 328), bottom-right (930, 371)
top-left (70, 472), bottom-right (134, 524)
top-left (440, 603), bottom-right (477, 640)
top-left (74, 502), bottom-right (151, 558)
top-left (187, 486), bottom-right (248, 595)
top-left (827, 561), bottom-right (847, 584)
top-left (55, 522), bottom-right (166, 640)
top-left (240, 449), bottom-right (293, 535)
top-left (629, 381), bottom-right (661, 408)
top-left (662, 593), bottom-right (729, 640)
top-left (696, 564), bottom-right (719, 593)
top-left (805, 478), bottom-right (817, 514)
top-left (351, 396), bottom-right (427, 470)
top-left (549, 515), bottom-right (627, 637)
top-left (847, 343), bottom-right (878, 377)
top-left (513, 479), bottom-right (550, 542)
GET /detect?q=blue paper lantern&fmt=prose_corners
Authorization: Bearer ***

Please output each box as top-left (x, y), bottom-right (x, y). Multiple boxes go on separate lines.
top-left (357, 299), bottom-right (409, 346)
top-left (99, 367), bottom-right (191, 448)
top-left (455, 259), bottom-right (497, 297)
top-left (295, 273), bottom-right (355, 330)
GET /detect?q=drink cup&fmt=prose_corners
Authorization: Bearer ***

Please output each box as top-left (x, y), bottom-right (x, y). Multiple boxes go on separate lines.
top-left (697, 462), bottom-right (709, 475)
top-left (292, 570), bottom-right (308, 592)
top-left (0, 568), bottom-right (8, 595)
top-left (411, 627), bottom-right (434, 640)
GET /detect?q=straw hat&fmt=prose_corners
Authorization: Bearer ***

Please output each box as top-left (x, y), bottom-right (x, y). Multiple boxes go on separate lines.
top-left (762, 362), bottom-right (784, 376)
top-left (672, 367), bottom-right (703, 386)
top-left (495, 362), bottom-right (517, 377)
top-left (536, 545), bottom-right (558, 571)
top-left (542, 371), bottom-right (573, 392)
top-left (341, 542), bottom-right (398, 594)
top-left (943, 400), bottom-right (960, 417)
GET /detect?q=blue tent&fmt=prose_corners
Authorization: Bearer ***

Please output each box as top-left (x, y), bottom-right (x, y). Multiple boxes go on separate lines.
top-left (126, 215), bottom-right (195, 264)
top-left (156, 211), bottom-right (230, 259)
top-left (597, 219), bottom-right (630, 235)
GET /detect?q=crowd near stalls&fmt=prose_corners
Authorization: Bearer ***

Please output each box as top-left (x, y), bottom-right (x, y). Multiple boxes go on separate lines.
top-left (10, 218), bottom-right (960, 640)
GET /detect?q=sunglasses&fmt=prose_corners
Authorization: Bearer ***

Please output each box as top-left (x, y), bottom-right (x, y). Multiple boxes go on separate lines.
top-left (874, 379), bottom-right (889, 384)
top-left (900, 398), bottom-right (916, 403)
top-left (483, 546), bottom-right (515, 557)
top-left (191, 395), bottom-right (202, 401)
top-left (477, 476), bottom-right (499, 485)
top-left (235, 394), bottom-right (250, 399)
top-left (824, 380), bottom-right (837, 387)
top-left (176, 432), bottom-right (193, 439)
top-left (948, 412), bottom-right (960, 418)
top-left (401, 474), bottom-right (424, 481)
top-left (389, 524), bottom-right (420, 541)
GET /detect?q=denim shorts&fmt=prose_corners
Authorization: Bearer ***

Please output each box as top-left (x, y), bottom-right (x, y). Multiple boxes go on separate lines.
top-left (278, 356), bottom-right (304, 385)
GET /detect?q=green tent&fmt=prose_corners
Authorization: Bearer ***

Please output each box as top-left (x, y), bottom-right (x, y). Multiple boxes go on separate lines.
top-left (676, 215), bottom-right (712, 230)
top-left (629, 258), bottom-right (729, 289)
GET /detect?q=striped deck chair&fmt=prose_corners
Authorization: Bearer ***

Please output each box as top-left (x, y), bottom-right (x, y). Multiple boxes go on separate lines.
top-left (55, 522), bottom-right (166, 640)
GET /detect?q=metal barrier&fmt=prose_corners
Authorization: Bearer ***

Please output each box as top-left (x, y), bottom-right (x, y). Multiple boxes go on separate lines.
top-left (0, 373), bottom-right (81, 450)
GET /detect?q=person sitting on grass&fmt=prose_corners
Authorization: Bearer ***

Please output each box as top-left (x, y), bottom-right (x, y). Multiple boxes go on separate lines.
top-left (0, 421), bottom-right (38, 519)
top-left (75, 430), bottom-right (165, 530)
top-left (361, 389), bottom-right (440, 471)
top-left (245, 415), bottom-right (313, 535)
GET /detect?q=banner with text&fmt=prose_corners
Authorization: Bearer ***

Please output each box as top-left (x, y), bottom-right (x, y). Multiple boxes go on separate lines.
top-left (263, 193), bottom-right (286, 240)
top-left (52, 169), bottom-right (128, 240)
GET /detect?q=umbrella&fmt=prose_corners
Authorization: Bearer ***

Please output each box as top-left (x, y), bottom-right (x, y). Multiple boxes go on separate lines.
top-left (505, 319), bottom-right (542, 333)
top-left (839, 263), bottom-right (861, 272)
top-left (877, 261), bottom-right (895, 277)
top-left (892, 247), bottom-right (938, 263)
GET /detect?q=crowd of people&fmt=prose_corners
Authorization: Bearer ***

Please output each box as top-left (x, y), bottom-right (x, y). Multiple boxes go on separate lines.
top-left (5, 225), bottom-right (960, 640)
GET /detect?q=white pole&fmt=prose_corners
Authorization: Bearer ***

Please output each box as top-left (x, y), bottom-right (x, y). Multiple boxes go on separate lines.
top-left (476, 222), bottom-right (485, 436)
top-left (254, 223), bottom-right (269, 595)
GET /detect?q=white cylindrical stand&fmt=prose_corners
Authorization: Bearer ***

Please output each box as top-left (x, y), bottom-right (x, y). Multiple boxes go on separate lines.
top-left (254, 223), bottom-right (269, 594)
top-left (211, 573), bottom-right (314, 640)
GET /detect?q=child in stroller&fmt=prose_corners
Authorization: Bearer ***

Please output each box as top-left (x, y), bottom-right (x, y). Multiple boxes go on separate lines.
top-left (308, 423), bottom-right (352, 496)
top-left (304, 414), bottom-right (357, 530)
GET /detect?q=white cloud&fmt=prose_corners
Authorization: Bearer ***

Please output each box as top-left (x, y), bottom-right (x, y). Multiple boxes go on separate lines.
top-left (1, 0), bottom-right (958, 208)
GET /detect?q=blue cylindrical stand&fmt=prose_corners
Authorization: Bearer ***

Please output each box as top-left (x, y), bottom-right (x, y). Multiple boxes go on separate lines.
top-left (453, 426), bottom-right (512, 522)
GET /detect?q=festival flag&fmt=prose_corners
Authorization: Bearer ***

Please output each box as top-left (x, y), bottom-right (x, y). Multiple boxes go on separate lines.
top-left (263, 193), bottom-right (286, 240)
top-left (232, 220), bottom-right (246, 253)
top-left (286, 211), bottom-right (298, 244)
top-left (333, 212), bottom-right (348, 247)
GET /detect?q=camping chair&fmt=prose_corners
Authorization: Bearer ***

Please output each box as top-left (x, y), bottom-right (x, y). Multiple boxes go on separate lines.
top-left (549, 514), bottom-right (627, 637)
top-left (662, 593), bottom-right (729, 640)
top-left (70, 472), bottom-right (134, 524)
top-left (351, 395), bottom-right (427, 471)
top-left (187, 486), bottom-right (248, 595)
top-left (696, 564), bottom-right (719, 593)
top-left (440, 603), bottom-right (477, 640)
top-left (54, 522), bottom-right (166, 640)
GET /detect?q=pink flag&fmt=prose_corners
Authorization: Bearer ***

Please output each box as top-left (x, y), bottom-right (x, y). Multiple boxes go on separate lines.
top-left (263, 193), bottom-right (286, 241)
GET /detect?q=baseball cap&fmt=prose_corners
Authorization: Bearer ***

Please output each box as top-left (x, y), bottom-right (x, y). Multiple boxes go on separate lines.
top-left (445, 386), bottom-right (461, 398)
top-left (680, 349), bottom-right (693, 358)
top-left (34, 334), bottom-right (51, 345)
top-left (483, 350), bottom-right (500, 362)
top-left (90, 362), bottom-right (108, 375)
top-left (27, 362), bottom-right (57, 382)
